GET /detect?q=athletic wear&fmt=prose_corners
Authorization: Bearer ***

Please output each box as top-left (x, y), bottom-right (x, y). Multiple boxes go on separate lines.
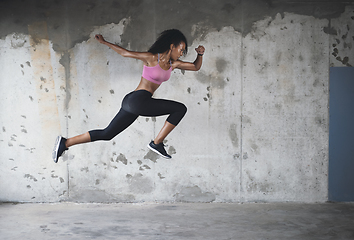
top-left (54, 52), bottom-right (186, 160)
top-left (142, 53), bottom-right (172, 84)
top-left (52, 136), bottom-right (68, 163)
top-left (89, 90), bottom-right (187, 142)
top-left (148, 141), bottom-right (171, 159)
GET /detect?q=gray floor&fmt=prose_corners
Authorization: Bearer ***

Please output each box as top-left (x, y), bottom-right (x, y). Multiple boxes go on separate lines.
top-left (0, 202), bottom-right (354, 240)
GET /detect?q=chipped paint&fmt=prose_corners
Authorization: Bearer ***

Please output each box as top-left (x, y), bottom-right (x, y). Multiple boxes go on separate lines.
top-left (116, 153), bottom-right (128, 165)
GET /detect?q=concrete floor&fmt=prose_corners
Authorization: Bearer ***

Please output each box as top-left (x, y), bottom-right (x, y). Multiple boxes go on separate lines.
top-left (0, 202), bottom-right (353, 240)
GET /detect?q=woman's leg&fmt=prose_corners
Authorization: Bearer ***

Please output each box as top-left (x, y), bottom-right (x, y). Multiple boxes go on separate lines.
top-left (63, 91), bottom-right (142, 150)
top-left (140, 98), bottom-right (187, 144)
top-left (89, 108), bottom-right (138, 142)
top-left (122, 90), bottom-right (187, 144)
top-left (64, 91), bottom-right (186, 149)
top-left (154, 121), bottom-right (176, 144)
top-left (53, 92), bottom-right (140, 162)
top-left (65, 132), bottom-right (91, 148)
top-left (65, 108), bottom-right (138, 148)
top-left (147, 119), bottom-right (177, 159)
top-left (136, 96), bottom-right (187, 158)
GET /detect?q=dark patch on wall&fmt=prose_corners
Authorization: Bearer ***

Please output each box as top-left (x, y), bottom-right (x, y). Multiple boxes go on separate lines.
top-left (139, 164), bottom-right (151, 171)
top-left (24, 174), bottom-right (38, 182)
top-left (221, 2), bottom-right (237, 14)
top-left (216, 58), bottom-right (228, 73)
top-left (69, 189), bottom-right (135, 202)
top-left (195, 71), bottom-right (227, 89)
top-left (10, 33), bottom-right (27, 48)
top-left (168, 146), bottom-right (176, 155)
top-left (229, 123), bottom-right (239, 148)
top-left (144, 151), bottom-right (158, 163)
top-left (116, 153), bottom-right (128, 165)
top-left (323, 26), bottom-right (338, 35)
top-left (158, 173), bottom-right (165, 179)
top-left (175, 185), bottom-right (216, 203)
top-left (0, 0), bottom-right (349, 101)
top-left (127, 173), bottom-right (154, 194)
top-left (251, 142), bottom-right (260, 155)
top-left (0, 0), bottom-right (348, 50)
top-left (59, 53), bottom-right (72, 109)
top-left (335, 56), bottom-right (352, 67)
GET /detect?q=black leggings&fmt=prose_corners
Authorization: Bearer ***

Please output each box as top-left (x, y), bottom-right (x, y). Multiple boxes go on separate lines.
top-left (89, 90), bottom-right (187, 142)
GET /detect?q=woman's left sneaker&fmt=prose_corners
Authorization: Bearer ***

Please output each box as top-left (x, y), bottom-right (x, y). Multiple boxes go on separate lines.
top-left (148, 141), bottom-right (171, 159)
top-left (52, 136), bottom-right (68, 163)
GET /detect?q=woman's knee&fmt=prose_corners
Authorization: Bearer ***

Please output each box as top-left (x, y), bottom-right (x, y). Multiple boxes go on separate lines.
top-left (89, 130), bottom-right (115, 142)
top-left (167, 103), bottom-right (187, 126)
top-left (179, 102), bottom-right (187, 115)
top-left (175, 102), bottom-right (187, 120)
top-left (102, 133), bottom-right (115, 141)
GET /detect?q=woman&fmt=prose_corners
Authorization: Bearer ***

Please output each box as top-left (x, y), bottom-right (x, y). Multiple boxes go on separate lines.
top-left (53, 29), bottom-right (205, 162)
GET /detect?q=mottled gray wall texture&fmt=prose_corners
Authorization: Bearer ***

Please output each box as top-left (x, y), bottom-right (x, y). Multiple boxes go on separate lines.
top-left (1, 0), bottom-right (353, 203)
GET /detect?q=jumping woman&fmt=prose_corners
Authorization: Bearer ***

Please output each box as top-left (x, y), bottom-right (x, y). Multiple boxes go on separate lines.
top-left (53, 29), bottom-right (205, 162)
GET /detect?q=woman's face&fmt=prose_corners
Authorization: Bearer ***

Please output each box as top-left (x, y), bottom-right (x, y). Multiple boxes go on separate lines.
top-left (170, 42), bottom-right (186, 61)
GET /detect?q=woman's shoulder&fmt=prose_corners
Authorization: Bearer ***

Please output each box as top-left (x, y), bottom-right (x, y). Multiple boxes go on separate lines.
top-left (145, 52), bottom-right (158, 67)
top-left (171, 59), bottom-right (183, 68)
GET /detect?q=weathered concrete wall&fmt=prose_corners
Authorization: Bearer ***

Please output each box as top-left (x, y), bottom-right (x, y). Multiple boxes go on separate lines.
top-left (0, 0), bottom-right (353, 203)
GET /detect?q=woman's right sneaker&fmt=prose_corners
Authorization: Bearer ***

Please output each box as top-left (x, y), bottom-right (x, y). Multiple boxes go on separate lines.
top-left (148, 141), bottom-right (171, 159)
top-left (52, 136), bottom-right (68, 163)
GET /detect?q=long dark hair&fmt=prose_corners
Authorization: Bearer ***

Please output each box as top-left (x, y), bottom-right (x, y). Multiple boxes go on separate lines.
top-left (148, 29), bottom-right (188, 55)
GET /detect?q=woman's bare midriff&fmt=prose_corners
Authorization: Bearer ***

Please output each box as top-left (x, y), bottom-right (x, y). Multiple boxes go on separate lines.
top-left (135, 77), bottom-right (160, 94)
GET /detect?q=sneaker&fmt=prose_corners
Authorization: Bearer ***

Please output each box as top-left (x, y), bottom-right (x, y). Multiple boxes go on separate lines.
top-left (52, 136), bottom-right (68, 163)
top-left (147, 141), bottom-right (171, 159)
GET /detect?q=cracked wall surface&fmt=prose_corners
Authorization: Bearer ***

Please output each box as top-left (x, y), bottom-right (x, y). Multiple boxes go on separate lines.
top-left (0, 0), bottom-right (353, 203)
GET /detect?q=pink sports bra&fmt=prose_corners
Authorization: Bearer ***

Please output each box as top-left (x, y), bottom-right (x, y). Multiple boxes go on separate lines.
top-left (142, 53), bottom-right (172, 85)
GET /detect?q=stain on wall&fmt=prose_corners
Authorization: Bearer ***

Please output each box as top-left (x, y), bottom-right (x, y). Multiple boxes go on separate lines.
top-left (175, 186), bottom-right (216, 203)
top-left (127, 173), bottom-right (154, 194)
top-left (28, 21), bottom-right (61, 134)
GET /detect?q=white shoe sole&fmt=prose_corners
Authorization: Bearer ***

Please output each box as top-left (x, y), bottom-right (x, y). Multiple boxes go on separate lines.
top-left (147, 144), bottom-right (171, 159)
top-left (52, 136), bottom-right (62, 163)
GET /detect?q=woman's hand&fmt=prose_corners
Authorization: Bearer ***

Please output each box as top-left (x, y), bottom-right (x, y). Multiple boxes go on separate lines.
top-left (95, 34), bottom-right (106, 44)
top-left (195, 45), bottom-right (205, 56)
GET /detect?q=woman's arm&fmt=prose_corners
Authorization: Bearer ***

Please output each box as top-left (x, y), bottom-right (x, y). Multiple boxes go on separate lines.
top-left (174, 45), bottom-right (205, 71)
top-left (95, 34), bottom-right (152, 64)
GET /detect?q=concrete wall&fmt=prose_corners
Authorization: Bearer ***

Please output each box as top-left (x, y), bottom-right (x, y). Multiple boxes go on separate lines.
top-left (0, 0), bottom-right (353, 203)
